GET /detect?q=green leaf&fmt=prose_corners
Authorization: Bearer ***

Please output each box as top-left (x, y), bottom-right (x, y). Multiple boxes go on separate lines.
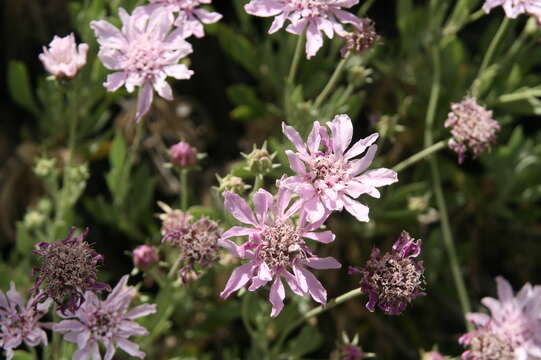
top-left (216, 24), bottom-right (258, 77)
top-left (286, 325), bottom-right (322, 357)
top-left (106, 131), bottom-right (128, 198)
top-left (8, 61), bottom-right (40, 116)
top-left (12, 350), bottom-right (35, 360)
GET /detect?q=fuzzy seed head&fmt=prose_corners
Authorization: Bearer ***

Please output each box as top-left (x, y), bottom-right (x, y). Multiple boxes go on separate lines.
top-left (258, 222), bottom-right (302, 271)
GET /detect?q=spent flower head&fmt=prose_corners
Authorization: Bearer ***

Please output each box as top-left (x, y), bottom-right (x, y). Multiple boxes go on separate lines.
top-left (444, 97), bottom-right (500, 164)
top-left (281, 114), bottom-right (398, 223)
top-left (133, 245), bottom-right (159, 270)
top-left (90, 7), bottom-right (194, 121)
top-left (163, 216), bottom-right (222, 283)
top-left (147, 0), bottom-right (222, 38)
top-left (340, 18), bottom-right (378, 57)
top-left (483, 0), bottom-right (541, 22)
top-left (349, 231), bottom-right (425, 315)
top-left (157, 201), bottom-right (193, 236)
top-left (460, 276), bottom-right (541, 359)
top-left (170, 141), bottom-right (198, 168)
top-left (0, 283), bottom-right (51, 360)
top-left (219, 188), bottom-right (341, 317)
top-left (39, 33), bottom-right (89, 78)
top-left (31, 228), bottom-right (110, 314)
top-left (53, 275), bottom-right (156, 359)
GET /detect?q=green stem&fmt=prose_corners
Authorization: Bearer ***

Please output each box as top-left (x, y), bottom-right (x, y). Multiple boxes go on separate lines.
top-left (168, 255), bottom-right (183, 279)
top-left (472, 17), bottom-right (510, 95)
top-left (273, 288), bottom-right (362, 352)
top-left (496, 88), bottom-right (541, 103)
top-left (392, 140), bottom-right (447, 173)
top-left (425, 47), bottom-right (472, 331)
top-left (180, 169), bottom-right (189, 211)
top-left (357, 0), bottom-right (375, 17)
top-left (288, 32), bottom-right (305, 84)
top-left (314, 52), bottom-right (352, 109)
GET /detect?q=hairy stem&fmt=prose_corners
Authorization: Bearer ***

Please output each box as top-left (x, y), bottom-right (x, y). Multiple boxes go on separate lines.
top-left (314, 52), bottom-right (352, 109)
top-left (180, 169), bottom-right (189, 211)
top-left (288, 33), bottom-right (305, 84)
top-left (392, 140), bottom-right (447, 173)
top-left (425, 47), bottom-right (472, 330)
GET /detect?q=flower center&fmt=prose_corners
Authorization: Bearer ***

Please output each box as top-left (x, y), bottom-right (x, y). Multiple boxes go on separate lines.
top-left (469, 329), bottom-right (515, 360)
top-left (258, 222), bottom-right (302, 270)
top-left (124, 38), bottom-right (162, 78)
top-left (89, 311), bottom-right (116, 339)
top-left (309, 153), bottom-right (349, 185)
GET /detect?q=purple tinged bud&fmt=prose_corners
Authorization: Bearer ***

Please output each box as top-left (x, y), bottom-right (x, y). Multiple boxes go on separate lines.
top-left (133, 245), bottom-right (159, 270)
top-left (170, 141), bottom-right (198, 168)
top-left (350, 231), bottom-right (425, 315)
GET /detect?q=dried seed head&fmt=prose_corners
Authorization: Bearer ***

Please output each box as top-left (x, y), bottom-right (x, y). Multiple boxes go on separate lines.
top-left (31, 228), bottom-right (110, 314)
top-left (444, 97), bottom-right (500, 163)
top-left (349, 231), bottom-right (425, 315)
top-left (340, 18), bottom-right (379, 57)
top-left (157, 201), bottom-right (192, 236)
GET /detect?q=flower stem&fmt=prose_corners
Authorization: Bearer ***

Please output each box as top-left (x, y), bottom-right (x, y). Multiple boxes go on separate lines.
top-left (472, 16), bottom-right (510, 95)
top-left (425, 47), bottom-right (472, 331)
top-left (180, 169), bottom-right (189, 211)
top-left (273, 288), bottom-right (363, 352)
top-left (314, 52), bottom-right (352, 109)
top-left (288, 32), bottom-right (305, 84)
top-left (392, 140), bottom-right (447, 173)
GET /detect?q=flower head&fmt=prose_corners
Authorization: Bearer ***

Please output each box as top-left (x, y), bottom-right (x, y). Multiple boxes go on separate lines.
top-left (53, 275), bottom-right (156, 360)
top-left (170, 141), bottom-right (198, 168)
top-left (219, 188), bottom-right (341, 317)
top-left (349, 231), bottom-right (425, 315)
top-left (39, 33), bottom-right (89, 78)
top-left (0, 283), bottom-right (51, 360)
top-left (157, 201), bottom-right (193, 236)
top-left (31, 228), bottom-right (110, 314)
top-left (245, 0), bottom-right (365, 58)
top-left (460, 277), bottom-right (541, 359)
top-left (163, 216), bottom-right (222, 283)
top-left (340, 18), bottom-right (378, 57)
top-left (483, 0), bottom-right (541, 22)
top-left (90, 7), bottom-right (194, 121)
top-left (444, 97), bottom-right (500, 164)
top-left (147, 0), bottom-right (222, 38)
top-left (281, 114), bottom-right (398, 223)
top-left (133, 245), bottom-right (159, 270)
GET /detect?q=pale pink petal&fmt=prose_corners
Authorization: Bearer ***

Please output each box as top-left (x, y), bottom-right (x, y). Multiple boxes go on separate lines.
top-left (224, 191), bottom-right (257, 225)
top-left (153, 77), bottom-right (173, 100)
top-left (245, 0), bottom-right (284, 17)
top-left (269, 277), bottom-right (286, 317)
top-left (164, 64), bottom-right (194, 79)
top-left (304, 20), bottom-right (323, 58)
top-left (194, 8), bottom-right (222, 24)
top-left (293, 264), bottom-right (308, 293)
top-left (115, 338), bottom-right (145, 358)
top-left (304, 257), bottom-right (341, 269)
top-left (344, 133), bottom-right (379, 160)
top-left (349, 145), bottom-right (378, 176)
top-left (307, 122), bottom-right (321, 154)
top-left (253, 189), bottom-right (273, 224)
top-left (357, 168), bottom-right (398, 187)
top-left (125, 304), bottom-right (157, 319)
top-left (135, 82), bottom-right (154, 122)
top-left (220, 262), bottom-right (254, 298)
top-left (269, 12), bottom-right (288, 33)
top-left (303, 230), bottom-right (335, 243)
top-left (258, 262), bottom-right (273, 281)
top-left (221, 226), bottom-right (255, 240)
top-left (342, 196), bottom-right (369, 222)
top-left (286, 150), bottom-right (307, 175)
top-left (282, 122), bottom-right (307, 154)
top-left (496, 276), bottom-right (514, 302)
top-left (299, 266), bottom-right (327, 304)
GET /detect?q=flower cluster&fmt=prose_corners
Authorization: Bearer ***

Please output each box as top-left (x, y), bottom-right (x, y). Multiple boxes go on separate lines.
top-left (460, 277), bottom-right (541, 359)
top-left (483, 0), bottom-right (541, 22)
top-left (39, 33), bottom-right (89, 78)
top-left (54, 276), bottom-right (156, 359)
top-left (0, 283), bottom-right (51, 360)
top-left (444, 97), bottom-right (500, 164)
top-left (244, 0), bottom-right (365, 58)
top-left (349, 231), bottom-right (425, 315)
top-left (31, 228), bottom-right (110, 314)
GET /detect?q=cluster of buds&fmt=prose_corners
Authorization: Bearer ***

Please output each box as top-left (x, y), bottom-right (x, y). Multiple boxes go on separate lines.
top-left (31, 228), bottom-right (110, 314)
top-left (444, 97), bottom-right (500, 163)
top-left (349, 231), bottom-right (425, 315)
top-left (331, 333), bottom-right (365, 360)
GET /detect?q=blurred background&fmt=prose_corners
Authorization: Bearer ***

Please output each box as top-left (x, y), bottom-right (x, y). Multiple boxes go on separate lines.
top-left (1, 0), bottom-right (541, 358)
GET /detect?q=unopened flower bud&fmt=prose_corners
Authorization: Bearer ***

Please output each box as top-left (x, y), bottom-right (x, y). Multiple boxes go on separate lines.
top-left (216, 174), bottom-right (249, 195)
top-left (133, 245), bottom-right (159, 270)
top-left (24, 211), bottom-right (46, 228)
top-left (170, 141), bottom-right (197, 168)
top-left (34, 157), bottom-right (57, 178)
top-left (39, 33), bottom-right (88, 78)
top-left (67, 163), bottom-right (89, 183)
top-left (243, 142), bottom-right (277, 174)
top-left (422, 351), bottom-right (445, 360)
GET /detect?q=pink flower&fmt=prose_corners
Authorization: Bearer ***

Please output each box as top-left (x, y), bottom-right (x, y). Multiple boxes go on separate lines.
top-left (219, 188), bottom-right (341, 317)
top-left (133, 245), bottom-right (159, 269)
top-left (460, 277), bottom-right (541, 359)
top-left (483, 0), bottom-right (541, 22)
top-left (244, 0), bottom-right (364, 58)
top-left (169, 141), bottom-right (198, 167)
top-left (147, 0), bottom-right (222, 38)
top-left (281, 114), bottom-right (398, 223)
top-left (0, 283), bottom-right (51, 360)
top-left (53, 275), bottom-right (157, 360)
top-left (38, 33), bottom-right (89, 78)
top-left (90, 7), bottom-right (194, 121)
